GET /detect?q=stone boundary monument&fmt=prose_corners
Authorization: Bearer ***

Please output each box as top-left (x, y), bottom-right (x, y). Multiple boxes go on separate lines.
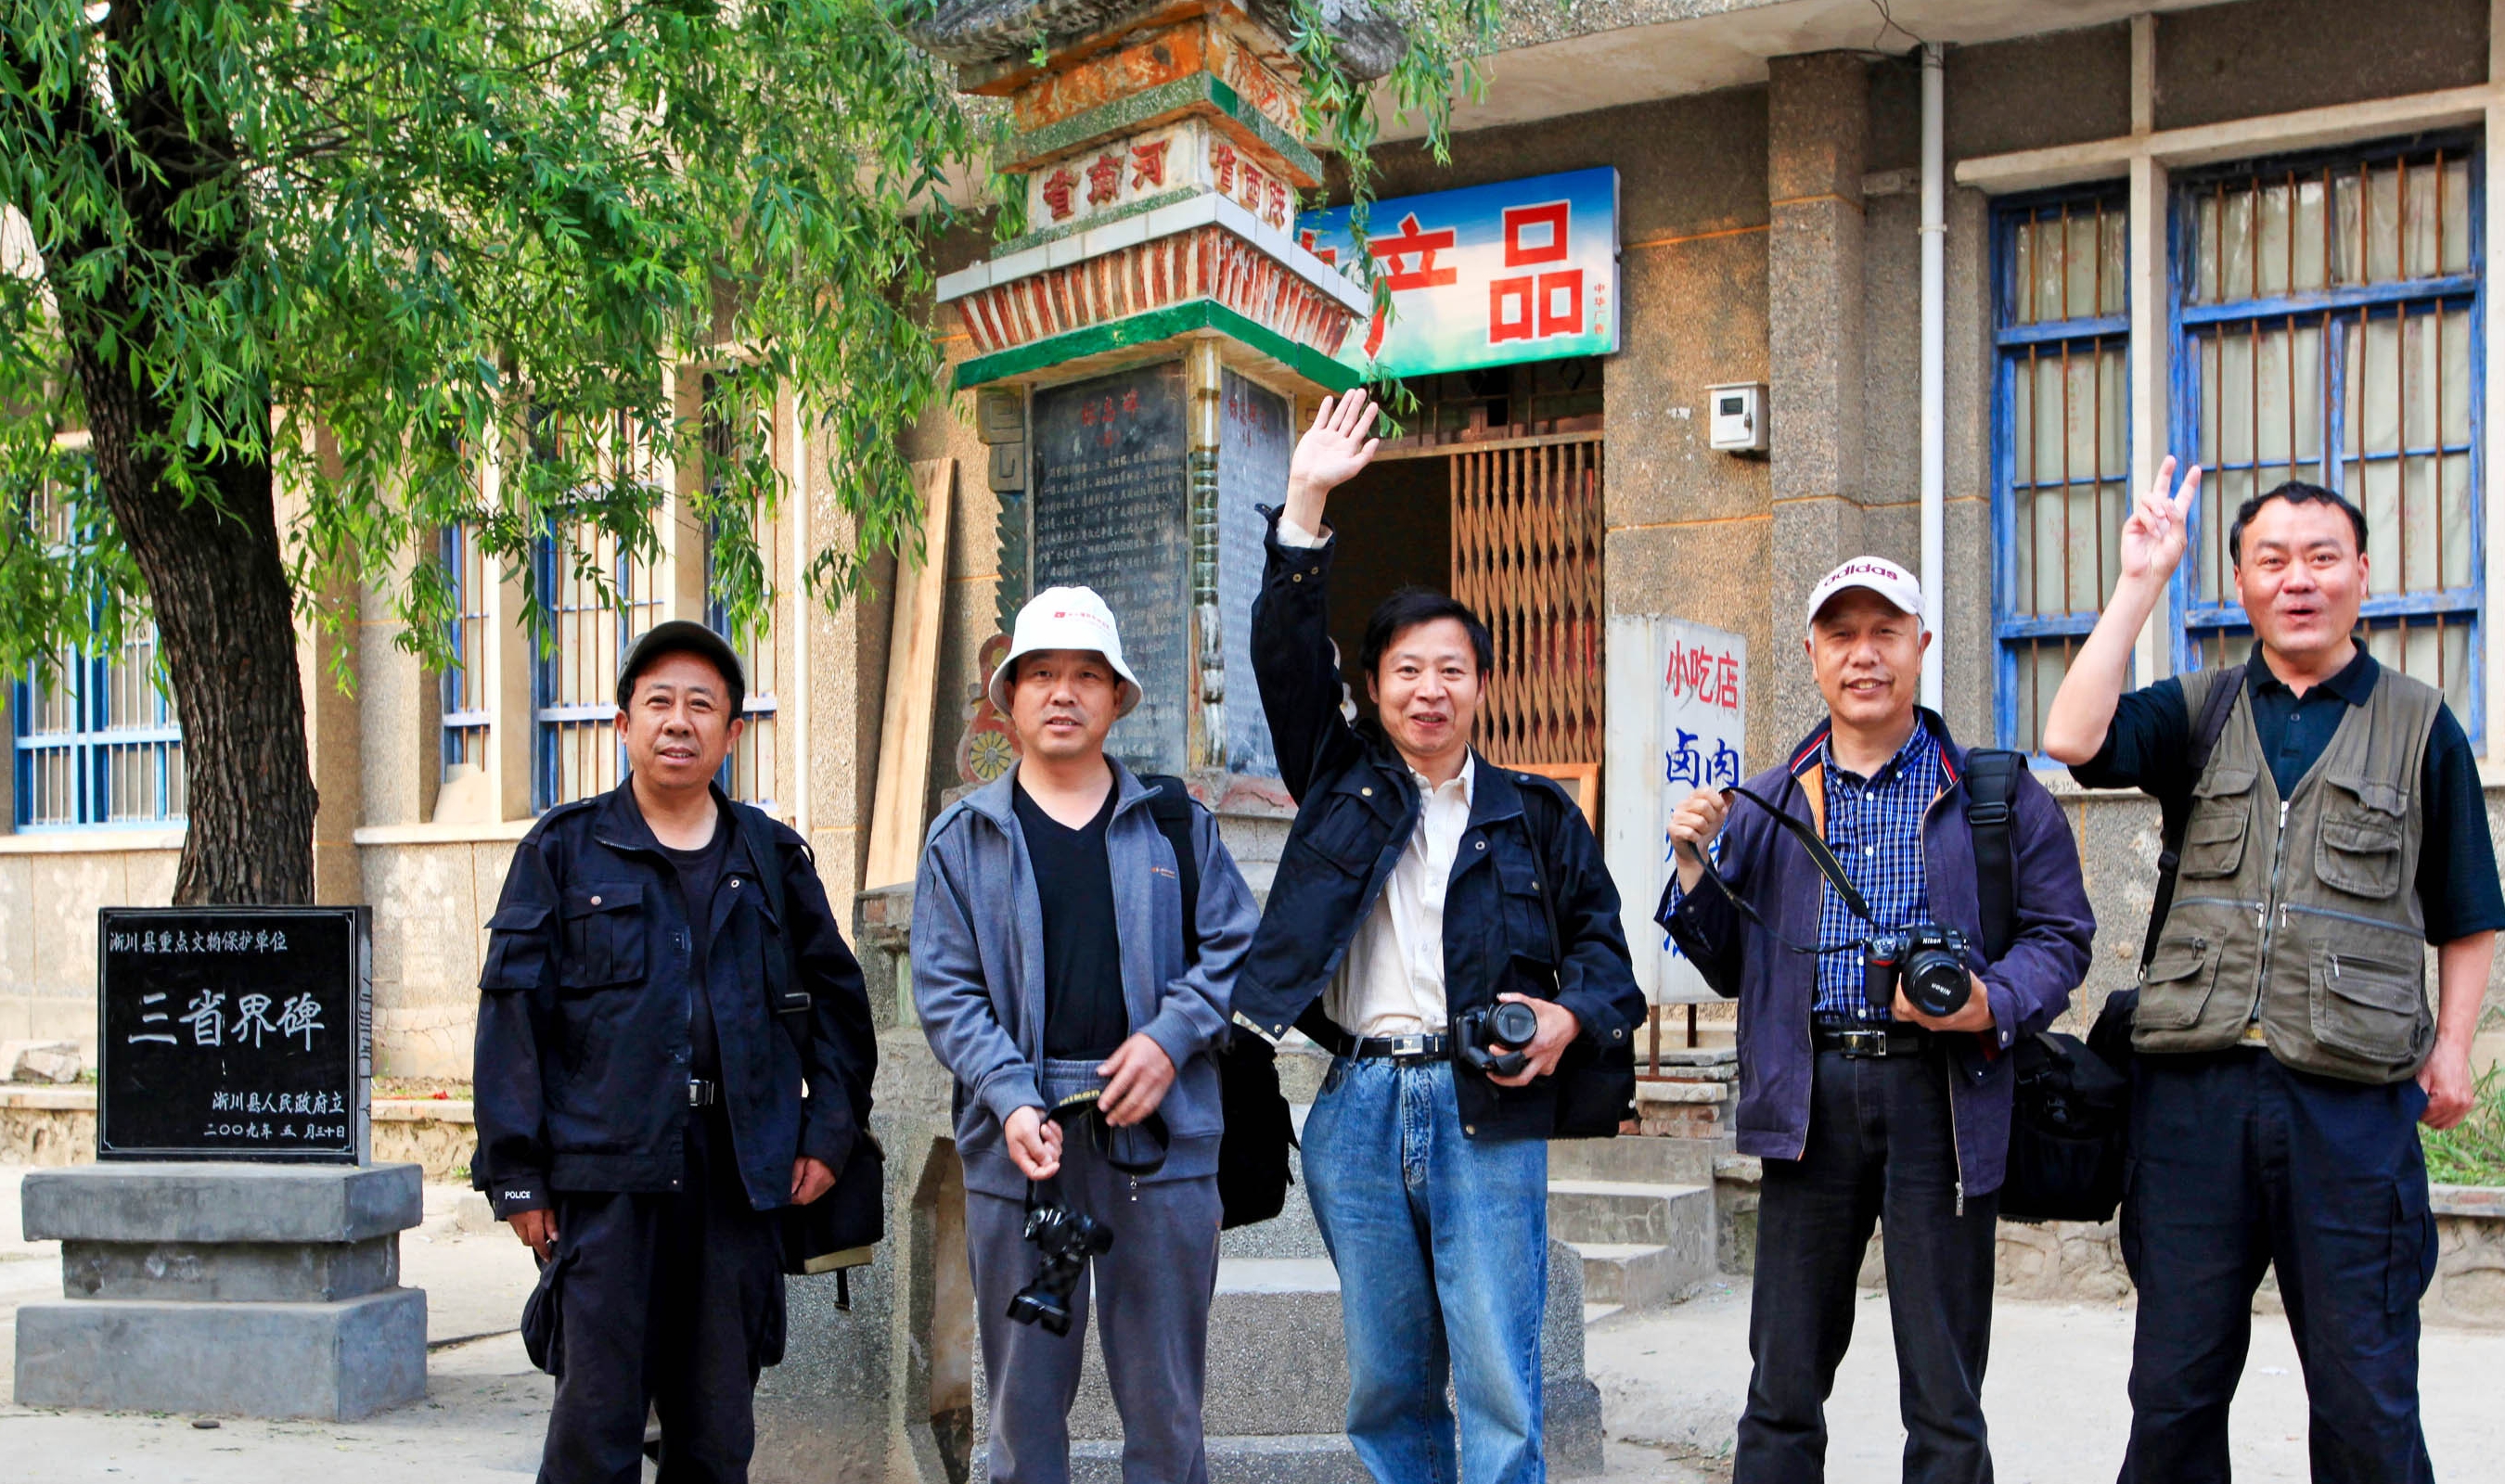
top-left (14, 906), bottom-right (428, 1419)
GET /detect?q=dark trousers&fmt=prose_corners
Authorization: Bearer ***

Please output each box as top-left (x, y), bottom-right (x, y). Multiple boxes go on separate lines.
top-left (965, 1130), bottom-right (1223, 1484)
top-left (2119, 1049), bottom-right (2436, 1484)
top-left (1736, 1046), bottom-right (1998, 1484)
top-left (539, 1109), bottom-right (788, 1484)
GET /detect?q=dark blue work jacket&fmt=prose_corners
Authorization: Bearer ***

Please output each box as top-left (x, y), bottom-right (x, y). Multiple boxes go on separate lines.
top-left (470, 780), bottom-right (875, 1216)
top-left (1235, 508), bottom-right (1645, 1140)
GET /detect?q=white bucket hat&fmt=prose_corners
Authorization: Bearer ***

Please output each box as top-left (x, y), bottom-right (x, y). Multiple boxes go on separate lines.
top-left (986, 586), bottom-right (1143, 718)
top-left (1805, 556), bottom-right (1928, 633)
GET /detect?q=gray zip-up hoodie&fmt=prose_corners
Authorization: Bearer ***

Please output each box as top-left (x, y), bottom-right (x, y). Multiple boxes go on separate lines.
top-left (912, 760), bottom-right (1258, 1200)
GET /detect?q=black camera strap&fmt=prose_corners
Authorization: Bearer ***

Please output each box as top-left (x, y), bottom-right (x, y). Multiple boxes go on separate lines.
top-left (1023, 1090), bottom-right (1172, 1210)
top-left (1682, 783), bottom-right (1878, 942)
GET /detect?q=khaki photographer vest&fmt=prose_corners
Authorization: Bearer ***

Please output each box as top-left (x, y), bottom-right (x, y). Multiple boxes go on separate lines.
top-left (2137, 662), bottom-right (2442, 1083)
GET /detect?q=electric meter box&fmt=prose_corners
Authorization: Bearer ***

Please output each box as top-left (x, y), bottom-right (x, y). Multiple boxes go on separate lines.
top-left (1706, 382), bottom-right (1769, 454)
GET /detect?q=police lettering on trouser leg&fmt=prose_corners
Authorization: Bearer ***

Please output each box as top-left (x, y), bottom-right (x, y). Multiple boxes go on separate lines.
top-left (472, 620), bottom-right (879, 1483)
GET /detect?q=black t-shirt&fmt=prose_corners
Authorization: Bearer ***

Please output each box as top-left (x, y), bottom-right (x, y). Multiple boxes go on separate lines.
top-left (657, 804), bottom-right (733, 1080)
top-left (2071, 644), bottom-right (2505, 944)
top-left (1012, 779), bottom-right (1129, 1061)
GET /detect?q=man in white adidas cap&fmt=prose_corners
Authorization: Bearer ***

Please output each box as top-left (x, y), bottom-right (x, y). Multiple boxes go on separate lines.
top-left (1658, 555), bottom-right (2095, 1484)
top-left (913, 585), bottom-right (1259, 1484)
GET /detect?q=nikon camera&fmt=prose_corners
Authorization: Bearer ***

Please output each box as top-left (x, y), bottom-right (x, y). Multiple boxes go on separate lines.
top-left (1863, 925), bottom-right (1973, 1019)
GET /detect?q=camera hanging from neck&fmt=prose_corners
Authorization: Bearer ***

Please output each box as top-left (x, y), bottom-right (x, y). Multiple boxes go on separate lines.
top-left (1682, 784), bottom-right (1880, 953)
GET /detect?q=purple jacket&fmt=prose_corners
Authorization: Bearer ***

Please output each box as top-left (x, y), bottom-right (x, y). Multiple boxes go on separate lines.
top-left (1657, 710), bottom-right (2095, 1198)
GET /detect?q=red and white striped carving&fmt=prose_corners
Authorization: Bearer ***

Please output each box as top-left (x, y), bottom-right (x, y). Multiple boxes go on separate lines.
top-left (954, 224), bottom-right (1357, 361)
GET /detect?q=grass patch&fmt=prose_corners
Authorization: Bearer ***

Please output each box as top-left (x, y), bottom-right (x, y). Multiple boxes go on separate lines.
top-left (2425, 1063), bottom-right (2505, 1185)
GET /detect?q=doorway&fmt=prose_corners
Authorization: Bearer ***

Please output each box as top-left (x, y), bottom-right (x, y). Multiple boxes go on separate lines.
top-left (1320, 358), bottom-right (1606, 773)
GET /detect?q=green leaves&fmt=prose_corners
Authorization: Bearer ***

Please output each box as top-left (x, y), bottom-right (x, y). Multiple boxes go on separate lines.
top-left (0, 0), bottom-right (977, 677)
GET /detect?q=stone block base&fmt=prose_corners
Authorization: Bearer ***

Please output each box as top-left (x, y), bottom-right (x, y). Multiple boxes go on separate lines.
top-left (14, 1286), bottom-right (427, 1419)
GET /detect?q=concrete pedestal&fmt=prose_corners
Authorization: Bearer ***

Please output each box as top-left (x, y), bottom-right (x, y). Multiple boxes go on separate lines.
top-left (14, 1161), bottom-right (428, 1419)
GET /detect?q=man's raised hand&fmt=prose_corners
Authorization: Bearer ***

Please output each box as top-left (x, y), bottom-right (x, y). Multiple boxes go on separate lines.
top-left (1283, 389), bottom-right (1383, 534)
top-left (2121, 455), bottom-right (2202, 588)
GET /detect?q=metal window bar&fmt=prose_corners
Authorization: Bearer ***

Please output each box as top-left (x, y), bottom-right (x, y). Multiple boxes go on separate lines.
top-left (9, 461), bottom-right (185, 828)
top-left (1992, 190), bottom-right (2132, 752)
top-left (1447, 436), bottom-right (1606, 768)
top-left (2171, 142), bottom-right (2483, 738)
top-left (533, 519), bottom-right (666, 812)
top-left (440, 522), bottom-right (493, 776)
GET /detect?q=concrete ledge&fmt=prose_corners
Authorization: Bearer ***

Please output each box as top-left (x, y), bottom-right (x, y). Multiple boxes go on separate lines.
top-left (22, 1162), bottom-right (424, 1245)
top-left (63, 1235), bottom-right (399, 1302)
top-left (14, 1286), bottom-right (427, 1419)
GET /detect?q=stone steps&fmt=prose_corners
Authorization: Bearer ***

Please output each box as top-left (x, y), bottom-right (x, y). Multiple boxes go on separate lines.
top-left (1546, 1180), bottom-right (1717, 1311)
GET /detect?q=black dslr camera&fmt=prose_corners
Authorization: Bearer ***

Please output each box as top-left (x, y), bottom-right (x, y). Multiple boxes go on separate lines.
top-left (1007, 1203), bottom-right (1114, 1336)
top-left (1456, 1000), bottom-right (1543, 1079)
top-left (1863, 925), bottom-right (1973, 1019)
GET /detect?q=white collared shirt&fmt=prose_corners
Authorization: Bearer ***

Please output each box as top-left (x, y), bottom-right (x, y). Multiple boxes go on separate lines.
top-left (1323, 754), bottom-right (1476, 1037)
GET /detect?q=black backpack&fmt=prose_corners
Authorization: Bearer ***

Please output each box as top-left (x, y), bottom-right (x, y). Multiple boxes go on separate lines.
top-left (1139, 776), bottom-right (1299, 1230)
top-left (1983, 671), bottom-right (2244, 1223)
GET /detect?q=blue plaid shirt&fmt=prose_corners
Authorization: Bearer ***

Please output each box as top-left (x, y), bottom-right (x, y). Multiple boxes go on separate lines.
top-left (1813, 725), bottom-right (1938, 1021)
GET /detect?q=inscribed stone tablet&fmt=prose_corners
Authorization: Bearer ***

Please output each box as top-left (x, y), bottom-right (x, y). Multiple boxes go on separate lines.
top-left (96, 906), bottom-right (372, 1163)
top-left (1217, 370), bottom-right (1289, 777)
top-left (1032, 363), bottom-right (1190, 774)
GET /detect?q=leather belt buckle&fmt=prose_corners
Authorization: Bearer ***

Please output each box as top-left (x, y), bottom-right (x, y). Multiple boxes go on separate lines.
top-left (1389, 1033), bottom-right (1430, 1059)
top-left (687, 1079), bottom-right (719, 1107)
top-left (1834, 1028), bottom-right (1891, 1059)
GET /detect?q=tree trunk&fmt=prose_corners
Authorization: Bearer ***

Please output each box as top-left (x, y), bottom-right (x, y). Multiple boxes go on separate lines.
top-left (71, 364), bottom-right (318, 906)
top-left (44, 18), bottom-right (318, 906)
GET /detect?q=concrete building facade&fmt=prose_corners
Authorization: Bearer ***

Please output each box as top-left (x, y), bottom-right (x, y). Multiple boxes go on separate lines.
top-left (8, 0), bottom-right (2505, 1075)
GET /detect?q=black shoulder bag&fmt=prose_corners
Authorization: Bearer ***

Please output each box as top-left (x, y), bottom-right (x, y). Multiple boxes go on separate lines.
top-left (737, 806), bottom-right (886, 1305)
top-left (1516, 782), bottom-right (1637, 1139)
top-left (1991, 672), bottom-right (2243, 1222)
top-left (1969, 748), bottom-right (2131, 1223)
top-left (1139, 775), bottom-right (1298, 1230)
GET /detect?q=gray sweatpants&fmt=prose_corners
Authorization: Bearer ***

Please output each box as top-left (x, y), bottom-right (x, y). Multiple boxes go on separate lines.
top-left (967, 1137), bottom-right (1222, 1484)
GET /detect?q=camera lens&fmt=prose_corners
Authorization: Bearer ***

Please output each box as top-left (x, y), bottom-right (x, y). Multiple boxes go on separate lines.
top-left (1902, 947), bottom-right (1970, 1018)
top-left (1487, 1001), bottom-right (1541, 1048)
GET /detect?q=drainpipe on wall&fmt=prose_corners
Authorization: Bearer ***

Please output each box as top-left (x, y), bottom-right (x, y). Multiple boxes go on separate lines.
top-left (1919, 42), bottom-right (1947, 711)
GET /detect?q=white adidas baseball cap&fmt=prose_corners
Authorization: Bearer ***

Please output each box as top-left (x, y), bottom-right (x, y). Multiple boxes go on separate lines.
top-left (1805, 556), bottom-right (1927, 633)
top-left (987, 586), bottom-right (1143, 717)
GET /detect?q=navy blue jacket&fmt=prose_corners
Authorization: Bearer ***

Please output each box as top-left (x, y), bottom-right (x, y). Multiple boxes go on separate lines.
top-left (1659, 713), bottom-right (2096, 1197)
top-left (471, 780), bottom-right (875, 1217)
top-left (1237, 508), bottom-right (1645, 1140)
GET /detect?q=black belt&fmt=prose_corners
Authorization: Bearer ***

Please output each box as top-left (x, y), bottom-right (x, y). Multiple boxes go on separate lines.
top-left (687, 1079), bottom-right (721, 1107)
top-left (1810, 1018), bottom-right (1932, 1059)
top-left (1328, 1030), bottom-right (1453, 1062)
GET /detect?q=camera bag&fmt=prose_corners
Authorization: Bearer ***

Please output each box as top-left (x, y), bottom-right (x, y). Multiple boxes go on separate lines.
top-left (739, 805), bottom-right (886, 1304)
top-left (1140, 775), bottom-right (1299, 1229)
top-left (1963, 747), bottom-right (2131, 1222)
top-left (1988, 670), bottom-right (2242, 1222)
top-left (1515, 776), bottom-right (1638, 1139)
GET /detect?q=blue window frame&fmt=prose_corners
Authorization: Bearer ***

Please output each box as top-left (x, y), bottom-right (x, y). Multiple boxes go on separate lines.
top-left (1991, 188), bottom-right (2132, 751)
top-left (441, 522), bottom-right (491, 777)
top-left (9, 456), bottom-right (185, 829)
top-left (2169, 137), bottom-right (2484, 737)
top-left (531, 518), bottom-right (665, 812)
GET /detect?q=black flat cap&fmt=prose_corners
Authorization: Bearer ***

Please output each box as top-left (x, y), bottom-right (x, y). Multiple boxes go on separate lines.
top-left (615, 620), bottom-right (746, 715)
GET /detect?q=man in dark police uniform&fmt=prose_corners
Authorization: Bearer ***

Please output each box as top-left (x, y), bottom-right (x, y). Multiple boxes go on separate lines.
top-left (472, 620), bottom-right (877, 1483)
top-left (2046, 462), bottom-right (2502, 1483)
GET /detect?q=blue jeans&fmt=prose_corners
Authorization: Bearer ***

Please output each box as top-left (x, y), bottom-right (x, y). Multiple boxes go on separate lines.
top-left (1303, 1056), bottom-right (1549, 1484)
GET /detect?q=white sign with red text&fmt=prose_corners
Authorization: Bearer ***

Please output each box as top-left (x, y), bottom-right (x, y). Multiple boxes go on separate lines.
top-left (1296, 167), bottom-right (1620, 378)
top-left (1605, 615), bottom-right (1749, 1004)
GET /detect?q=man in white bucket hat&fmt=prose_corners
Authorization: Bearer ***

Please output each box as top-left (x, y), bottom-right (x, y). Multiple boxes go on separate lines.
top-left (915, 585), bottom-right (1259, 1484)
